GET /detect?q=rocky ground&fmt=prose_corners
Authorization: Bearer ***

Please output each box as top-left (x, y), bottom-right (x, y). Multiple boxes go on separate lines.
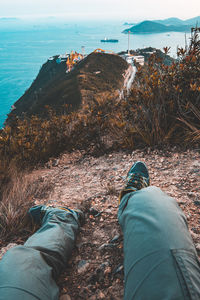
top-left (0, 148), bottom-right (200, 299)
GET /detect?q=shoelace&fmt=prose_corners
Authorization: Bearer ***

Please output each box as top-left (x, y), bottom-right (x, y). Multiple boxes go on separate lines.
top-left (119, 173), bottom-right (149, 204)
top-left (126, 173), bottom-right (149, 190)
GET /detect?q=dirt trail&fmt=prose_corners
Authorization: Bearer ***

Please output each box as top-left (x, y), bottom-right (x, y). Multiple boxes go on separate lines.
top-left (1, 149), bottom-right (200, 299)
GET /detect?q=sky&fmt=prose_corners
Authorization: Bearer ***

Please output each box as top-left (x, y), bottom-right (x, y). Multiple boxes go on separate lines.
top-left (0, 0), bottom-right (199, 21)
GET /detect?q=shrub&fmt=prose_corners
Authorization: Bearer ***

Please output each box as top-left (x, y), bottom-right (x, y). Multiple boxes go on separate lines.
top-left (108, 28), bottom-right (200, 147)
top-left (0, 171), bottom-right (36, 246)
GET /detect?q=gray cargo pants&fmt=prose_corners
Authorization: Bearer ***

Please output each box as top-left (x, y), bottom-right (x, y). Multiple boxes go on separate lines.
top-left (0, 187), bottom-right (199, 300)
top-left (0, 208), bottom-right (80, 300)
top-left (118, 186), bottom-right (200, 300)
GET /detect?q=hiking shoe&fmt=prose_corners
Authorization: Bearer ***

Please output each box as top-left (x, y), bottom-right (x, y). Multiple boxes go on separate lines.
top-left (119, 161), bottom-right (150, 203)
top-left (29, 205), bottom-right (84, 225)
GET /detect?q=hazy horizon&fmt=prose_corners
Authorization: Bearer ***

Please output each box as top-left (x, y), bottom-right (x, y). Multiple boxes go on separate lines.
top-left (0, 0), bottom-right (199, 22)
top-left (0, 15), bottom-right (199, 29)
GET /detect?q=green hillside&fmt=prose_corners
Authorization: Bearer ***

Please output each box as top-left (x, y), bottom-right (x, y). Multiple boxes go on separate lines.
top-left (123, 20), bottom-right (191, 34)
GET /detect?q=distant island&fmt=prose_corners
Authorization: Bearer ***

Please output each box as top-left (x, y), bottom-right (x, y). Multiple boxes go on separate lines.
top-left (123, 16), bottom-right (200, 34)
top-left (0, 17), bottom-right (19, 21)
top-left (123, 22), bottom-right (136, 26)
top-left (123, 21), bottom-right (191, 34)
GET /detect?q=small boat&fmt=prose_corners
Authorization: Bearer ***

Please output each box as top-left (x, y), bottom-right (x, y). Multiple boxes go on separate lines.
top-left (101, 38), bottom-right (119, 43)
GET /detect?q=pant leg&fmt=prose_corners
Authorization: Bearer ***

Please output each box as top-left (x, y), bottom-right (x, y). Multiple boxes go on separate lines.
top-left (0, 209), bottom-right (80, 300)
top-left (118, 186), bottom-right (200, 300)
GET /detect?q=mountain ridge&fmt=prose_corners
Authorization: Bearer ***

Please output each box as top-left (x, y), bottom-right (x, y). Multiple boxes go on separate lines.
top-left (123, 20), bottom-right (192, 34)
top-left (155, 16), bottom-right (200, 26)
top-left (123, 16), bottom-right (200, 34)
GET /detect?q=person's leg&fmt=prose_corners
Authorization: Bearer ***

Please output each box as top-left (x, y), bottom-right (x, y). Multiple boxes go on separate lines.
top-left (0, 206), bottom-right (82, 300)
top-left (118, 162), bottom-right (200, 300)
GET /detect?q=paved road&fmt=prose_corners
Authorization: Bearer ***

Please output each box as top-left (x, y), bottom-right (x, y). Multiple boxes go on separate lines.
top-left (126, 65), bottom-right (136, 94)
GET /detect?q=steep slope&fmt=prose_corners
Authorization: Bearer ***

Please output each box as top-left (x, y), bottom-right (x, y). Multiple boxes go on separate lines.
top-left (7, 52), bottom-right (128, 122)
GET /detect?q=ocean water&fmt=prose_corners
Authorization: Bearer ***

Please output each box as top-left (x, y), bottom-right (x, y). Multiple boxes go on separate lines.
top-left (0, 20), bottom-right (190, 127)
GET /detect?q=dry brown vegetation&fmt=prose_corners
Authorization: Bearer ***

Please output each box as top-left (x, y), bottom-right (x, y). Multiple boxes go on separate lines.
top-left (0, 168), bottom-right (55, 246)
top-left (112, 31), bottom-right (200, 147)
top-left (0, 29), bottom-right (199, 243)
top-left (0, 171), bottom-right (36, 245)
top-left (1, 31), bottom-right (199, 170)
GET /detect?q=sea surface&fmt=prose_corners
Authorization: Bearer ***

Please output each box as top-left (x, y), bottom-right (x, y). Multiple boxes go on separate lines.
top-left (0, 19), bottom-right (191, 127)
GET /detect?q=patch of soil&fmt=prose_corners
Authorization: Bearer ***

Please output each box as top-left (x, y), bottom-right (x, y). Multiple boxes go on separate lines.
top-left (1, 149), bottom-right (200, 299)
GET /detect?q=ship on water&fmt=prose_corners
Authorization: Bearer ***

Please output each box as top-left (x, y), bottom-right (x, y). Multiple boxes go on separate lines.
top-left (101, 38), bottom-right (119, 43)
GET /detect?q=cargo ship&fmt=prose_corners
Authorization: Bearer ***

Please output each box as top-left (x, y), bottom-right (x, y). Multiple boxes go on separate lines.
top-left (100, 38), bottom-right (119, 43)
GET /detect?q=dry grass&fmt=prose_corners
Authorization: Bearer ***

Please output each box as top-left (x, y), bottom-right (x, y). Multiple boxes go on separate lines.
top-left (179, 103), bottom-right (200, 143)
top-left (107, 29), bottom-right (200, 148)
top-left (105, 181), bottom-right (118, 196)
top-left (0, 168), bottom-right (54, 246)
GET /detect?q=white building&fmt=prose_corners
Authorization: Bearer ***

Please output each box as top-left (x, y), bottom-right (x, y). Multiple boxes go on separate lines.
top-left (121, 54), bottom-right (144, 66)
top-left (132, 55), bottom-right (144, 66)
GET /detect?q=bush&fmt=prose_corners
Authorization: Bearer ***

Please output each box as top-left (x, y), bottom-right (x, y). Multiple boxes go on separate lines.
top-left (108, 28), bottom-right (200, 147)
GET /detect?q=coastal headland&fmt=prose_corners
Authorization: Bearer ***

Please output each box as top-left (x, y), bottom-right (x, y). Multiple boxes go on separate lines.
top-left (7, 52), bottom-right (128, 123)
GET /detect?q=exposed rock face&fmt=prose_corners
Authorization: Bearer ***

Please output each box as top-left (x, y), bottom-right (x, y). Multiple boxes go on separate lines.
top-left (6, 52), bottom-right (128, 122)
